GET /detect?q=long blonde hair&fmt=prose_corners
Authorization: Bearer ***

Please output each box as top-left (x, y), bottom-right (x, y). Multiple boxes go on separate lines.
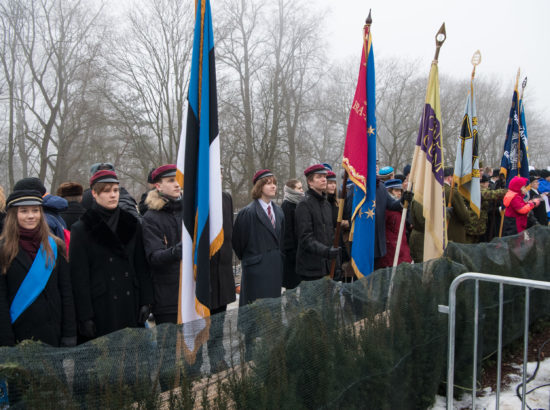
top-left (0, 207), bottom-right (65, 274)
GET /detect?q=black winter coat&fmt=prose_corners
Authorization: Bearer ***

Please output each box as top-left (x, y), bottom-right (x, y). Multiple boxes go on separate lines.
top-left (374, 180), bottom-right (403, 259)
top-left (141, 190), bottom-right (182, 318)
top-left (233, 200), bottom-right (284, 306)
top-left (0, 245), bottom-right (76, 346)
top-left (59, 201), bottom-right (87, 231)
top-left (70, 208), bottom-right (153, 338)
top-left (209, 192), bottom-right (236, 310)
top-left (281, 200), bottom-right (301, 289)
top-left (295, 189), bottom-right (334, 279)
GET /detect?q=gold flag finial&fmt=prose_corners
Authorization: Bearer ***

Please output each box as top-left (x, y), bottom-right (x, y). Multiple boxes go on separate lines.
top-left (434, 23), bottom-right (446, 62)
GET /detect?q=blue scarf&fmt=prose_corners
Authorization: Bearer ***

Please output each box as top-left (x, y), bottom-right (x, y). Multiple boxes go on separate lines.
top-left (10, 236), bottom-right (57, 324)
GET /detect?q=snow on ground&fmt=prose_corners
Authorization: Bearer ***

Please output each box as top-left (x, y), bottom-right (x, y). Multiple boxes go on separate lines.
top-left (432, 358), bottom-right (550, 409)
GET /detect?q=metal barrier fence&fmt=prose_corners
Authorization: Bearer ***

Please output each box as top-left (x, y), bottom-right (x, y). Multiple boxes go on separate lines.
top-left (439, 272), bottom-right (550, 410)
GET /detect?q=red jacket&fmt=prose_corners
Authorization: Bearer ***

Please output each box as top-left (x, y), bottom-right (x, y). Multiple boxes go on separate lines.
top-left (503, 176), bottom-right (536, 234)
top-left (377, 209), bottom-right (412, 268)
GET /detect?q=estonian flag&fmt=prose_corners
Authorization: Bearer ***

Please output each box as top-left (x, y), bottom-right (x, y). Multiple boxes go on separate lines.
top-left (176, 0), bottom-right (223, 330)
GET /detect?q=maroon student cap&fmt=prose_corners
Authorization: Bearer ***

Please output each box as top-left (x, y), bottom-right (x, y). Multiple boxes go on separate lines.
top-left (252, 169), bottom-right (274, 185)
top-left (90, 170), bottom-right (119, 187)
top-left (326, 170), bottom-right (337, 181)
top-left (304, 164), bottom-right (328, 177)
top-left (151, 164), bottom-right (177, 182)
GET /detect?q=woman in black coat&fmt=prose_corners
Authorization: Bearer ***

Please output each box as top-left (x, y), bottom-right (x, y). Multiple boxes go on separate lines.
top-left (281, 179), bottom-right (304, 289)
top-left (70, 171), bottom-right (153, 341)
top-left (0, 188), bottom-right (76, 347)
top-left (233, 170), bottom-right (284, 306)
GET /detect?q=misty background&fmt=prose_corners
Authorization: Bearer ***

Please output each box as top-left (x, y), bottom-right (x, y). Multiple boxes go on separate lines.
top-left (1, 0), bottom-right (548, 208)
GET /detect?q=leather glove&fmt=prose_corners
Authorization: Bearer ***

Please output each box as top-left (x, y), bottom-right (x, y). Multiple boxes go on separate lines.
top-left (60, 336), bottom-right (77, 347)
top-left (446, 207), bottom-right (453, 220)
top-left (171, 242), bottom-right (182, 259)
top-left (79, 320), bottom-right (96, 339)
top-left (401, 190), bottom-right (414, 205)
top-left (138, 305), bottom-right (151, 324)
top-left (327, 246), bottom-right (341, 260)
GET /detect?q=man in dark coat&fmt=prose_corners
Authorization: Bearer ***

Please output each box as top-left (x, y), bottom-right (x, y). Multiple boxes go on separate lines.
top-left (233, 169), bottom-right (284, 306)
top-left (528, 177), bottom-right (549, 226)
top-left (295, 164), bottom-right (339, 280)
top-left (281, 179), bottom-right (304, 289)
top-left (141, 164), bottom-right (183, 324)
top-left (57, 182), bottom-right (86, 230)
top-left (138, 169), bottom-right (155, 216)
top-left (443, 167), bottom-right (470, 243)
top-left (70, 170), bottom-right (153, 340)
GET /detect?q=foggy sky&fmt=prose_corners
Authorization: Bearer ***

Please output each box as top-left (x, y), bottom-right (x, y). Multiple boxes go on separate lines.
top-left (321, 0), bottom-right (550, 118)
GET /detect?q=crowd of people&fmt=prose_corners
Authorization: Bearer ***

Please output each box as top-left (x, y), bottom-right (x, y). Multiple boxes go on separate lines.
top-left (0, 160), bottom-right (548, 370)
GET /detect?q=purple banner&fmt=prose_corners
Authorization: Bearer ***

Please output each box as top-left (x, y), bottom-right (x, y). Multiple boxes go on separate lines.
top-left (415, 103), bottom-right (444, 185)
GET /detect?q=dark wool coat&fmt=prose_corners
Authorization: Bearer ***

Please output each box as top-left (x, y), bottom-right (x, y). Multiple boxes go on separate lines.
top-left (374, 181), bottom-right (403, 259)
top-left (281, 200), bottom-right (301, 289)
top-left (529, 189), bottom-right (548, 226)
top-left (409, 200), bottom-right (425, 263)
top-left (0, 245), bottom-right (76, 346)
top-left (209, 192), bottom-right (236, 310)
top-left (70, 208), bottom-right (153, 338)
top-left (295, 189), bottom-right (334, 279)
top-left (141, 190), bottom-right (182, 319)
top-left (59, 201), bottom-right (87, 231)
top-left (233, 200), bottom-right (284, 306)
top-left (444, 184), bottom-right (470, 243)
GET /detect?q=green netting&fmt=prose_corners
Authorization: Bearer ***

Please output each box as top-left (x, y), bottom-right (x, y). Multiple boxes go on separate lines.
top-left (1, 226), bottom-right (549, 409)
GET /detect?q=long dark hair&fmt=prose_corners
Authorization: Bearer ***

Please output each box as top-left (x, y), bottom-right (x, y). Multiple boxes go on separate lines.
top-left (0, 207), bottom-right (65, 274)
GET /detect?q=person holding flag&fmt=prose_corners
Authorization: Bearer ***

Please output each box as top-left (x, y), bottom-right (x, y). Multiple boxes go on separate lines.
top-left (142, 164), bottom-right (183, 325)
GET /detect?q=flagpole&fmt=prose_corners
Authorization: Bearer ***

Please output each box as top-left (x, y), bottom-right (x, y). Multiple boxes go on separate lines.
top-left (518, 75), bottom-right (527, 175)
top-left (330, 10), bottom-right (372, 279)
top-left (388, 23), bottom-right (446, 305)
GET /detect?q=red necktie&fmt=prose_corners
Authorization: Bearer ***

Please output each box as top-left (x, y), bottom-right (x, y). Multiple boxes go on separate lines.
top-left (267, 204), bottom-right (275, 228)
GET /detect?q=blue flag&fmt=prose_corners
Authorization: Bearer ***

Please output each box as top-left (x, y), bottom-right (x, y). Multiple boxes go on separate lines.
top-left (342, 23), bottom-right (376, 278)
top-left (500, 74), bottom-right (529, 186)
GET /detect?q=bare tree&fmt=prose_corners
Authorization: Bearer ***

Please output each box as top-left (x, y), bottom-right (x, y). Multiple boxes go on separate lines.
top-left (111, 0), bottom-right (194, 173)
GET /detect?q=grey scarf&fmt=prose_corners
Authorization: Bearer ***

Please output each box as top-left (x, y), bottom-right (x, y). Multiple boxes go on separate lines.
top-left (283, 185), bottom-right (305, 205)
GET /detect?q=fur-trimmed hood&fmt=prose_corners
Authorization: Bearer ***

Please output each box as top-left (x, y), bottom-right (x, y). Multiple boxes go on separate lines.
top-left (144, 189), bottom-right (182, 213)
top-left (144, 189), bottom-right (168, 211)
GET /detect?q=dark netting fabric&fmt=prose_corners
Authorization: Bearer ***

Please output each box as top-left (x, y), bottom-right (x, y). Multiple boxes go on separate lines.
top-left (1, 226), bottom-right (549, 409)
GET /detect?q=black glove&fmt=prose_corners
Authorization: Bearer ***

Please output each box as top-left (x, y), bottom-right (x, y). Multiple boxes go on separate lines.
top-left (327, 246), bottom-right (341, 260)
top-left (79, 320), bottom-right (96, 339)
top-left (171, 242), bottom-right (182, 260)
top-left (446, 207), bottom-right (453, 220)
top-left (60, 336), bottom-right (77, 347)
top-left (402, 190), bottom-right (414, 205)
top-left (138, 305), bottom-right (151, 324)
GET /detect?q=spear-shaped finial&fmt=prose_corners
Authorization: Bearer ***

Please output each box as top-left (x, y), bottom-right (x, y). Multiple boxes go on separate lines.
top-left (522, 76), bottom-right (528, 90)
top-left (434, 23), bottom-right (446, 62)
top-left (365, 9), bottom-right (372, 26)
top-left (471, 50), bottom-right (481, 79)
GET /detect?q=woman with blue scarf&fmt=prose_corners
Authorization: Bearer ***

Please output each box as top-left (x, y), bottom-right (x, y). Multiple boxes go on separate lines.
top-left (0, 184), bottom-right (76, 347)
